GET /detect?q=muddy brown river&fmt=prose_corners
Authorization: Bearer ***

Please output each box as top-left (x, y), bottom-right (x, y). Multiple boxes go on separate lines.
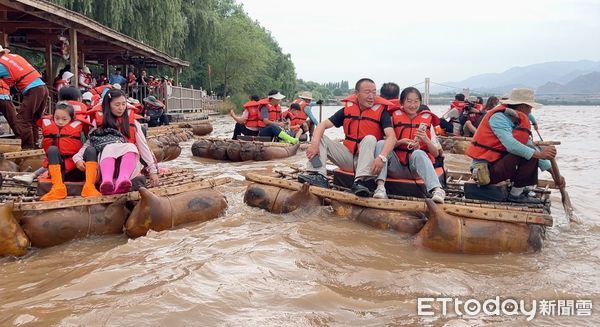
top-left (1, 106), bottom-right (598, 326)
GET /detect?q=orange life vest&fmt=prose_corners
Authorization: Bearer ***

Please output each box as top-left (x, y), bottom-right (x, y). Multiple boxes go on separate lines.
top-left (392, 109), bottom-right (436, 165)
top-left (65, 100), bottom-right (90, 122)
top-left (387, 98), bottom-right (401, 112)
top-left (0, 79), bottom-right (9, 96)
top-left (0, 53), bottom-right (42, 92)
top-left (40, 117), bottom-right (86, 172)
top-left (93, 110), bottom-right (138, 144)
top-left (243, 100), bottom-right (265, 128)
top-left (465, 105), bottom-right (532, 164)
top-left (341, 95), bottom-right (391, 154)
top-left (282, 110), bottom-right (304, 132)
top-left (90, 85), bottom-right (112, 96)
top-left (258, 98), bottom-right (282, 122)
top-left (291, 99), bottom-right (309, 123)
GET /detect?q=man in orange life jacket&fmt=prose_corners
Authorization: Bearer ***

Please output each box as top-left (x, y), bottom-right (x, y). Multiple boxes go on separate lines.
top-left (0, 79), bottom-right (19, 137)
top-left (298, 78), bottom-right (397, 197)
top-left (0, 46), bottom-right (49, 149)
top-left (466, 88), bottom-right (565, 203)
top-left (255, 89), bottom-right (298, 144)
top-left (230, 95), bottom-right (263, 139)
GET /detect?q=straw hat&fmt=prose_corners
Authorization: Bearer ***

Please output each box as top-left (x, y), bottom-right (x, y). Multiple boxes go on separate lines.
top-left (81, 66), bottom-right (91, 74)
top-left (112, 83), bottom-right (122, 90)
top-left (298, 91), bottom-right (313, 100)
top-left (0, 45), bottom-right (10, 54)
top-left (500, 88), bottom-right (542, 109)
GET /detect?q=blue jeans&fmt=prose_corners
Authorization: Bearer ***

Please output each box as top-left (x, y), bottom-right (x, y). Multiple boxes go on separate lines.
top-left (374, 140), bottom-right (441, 192)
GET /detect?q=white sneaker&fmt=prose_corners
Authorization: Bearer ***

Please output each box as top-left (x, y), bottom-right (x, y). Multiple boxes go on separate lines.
top-left (13, 173), bottom-right (35, 185)
top-left (431, 188), bottom-right (446, 204)
top-left (373, 186), bottom-right (388, 199)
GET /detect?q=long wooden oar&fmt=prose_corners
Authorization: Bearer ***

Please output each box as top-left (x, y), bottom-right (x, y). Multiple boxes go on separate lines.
top-left (535, 130), bottom-right (579, 223)
top-left (549, 158), bottom-right (578, 223)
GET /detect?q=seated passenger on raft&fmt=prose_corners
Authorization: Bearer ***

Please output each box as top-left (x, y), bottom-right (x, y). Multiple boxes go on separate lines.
top-left (282, 102), bottom-right (310, 140)
top-left (290, 91), bottom-right (320, 140)
top-left (73, 89), bottom-right (160, 196)
top-left (297, 78), bottom-right (397, 197)
top-left (373, 87), bottom-right (446, 203)
top-left (465, 88), bottom-right (565, 203)
top-left (230, 91), bottom-right (298, 144)
top-left (38, 102), bottom-right (101, 201)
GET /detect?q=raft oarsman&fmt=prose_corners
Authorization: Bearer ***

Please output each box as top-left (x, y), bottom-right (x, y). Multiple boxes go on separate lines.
top-left (466, 88), bottom-right (565, 203)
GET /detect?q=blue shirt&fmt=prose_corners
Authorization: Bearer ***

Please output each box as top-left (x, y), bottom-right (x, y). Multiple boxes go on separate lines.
top-left (303, 101), bottom-right (319, 124)
top-left (472, 111), bottom-right (550, 171)
top-left (0, 63), bottom-right (45, 94)
top-left (109, 74), bottom-right (126, 85)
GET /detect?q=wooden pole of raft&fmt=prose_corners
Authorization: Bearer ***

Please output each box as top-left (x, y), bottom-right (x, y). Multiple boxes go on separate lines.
top-left (550, 158), bottom-right (578, 223)
top-left (0, 149), bottom-right (45, 159)
top-left (199, 137), bottom-right (296, 148)
top-left (245, 173), bottom-right (553, 226)
top-left (12, 177), bottom-right (231, 211)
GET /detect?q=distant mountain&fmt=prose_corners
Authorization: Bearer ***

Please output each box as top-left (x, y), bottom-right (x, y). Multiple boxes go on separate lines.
top-left (439, 60), bottom-right (600, 95)
top-left (537, 72), bottom-right (600, 94)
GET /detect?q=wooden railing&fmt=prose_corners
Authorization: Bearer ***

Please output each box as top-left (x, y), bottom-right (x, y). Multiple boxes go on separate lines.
top-left (165, 86), bottom-right (220, 114)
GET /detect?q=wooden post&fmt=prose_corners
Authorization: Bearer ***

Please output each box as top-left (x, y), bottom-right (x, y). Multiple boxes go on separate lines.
top-left (69, 28), bottom-right (78, 89)
top-left (45, 37), bottom-right (53, 85)
top-left (174, 66), bottom-right (179, 86)
top-left (104, 58), bottom-right (109, 78)
top-left (0, 11), bottom-right (7, 47)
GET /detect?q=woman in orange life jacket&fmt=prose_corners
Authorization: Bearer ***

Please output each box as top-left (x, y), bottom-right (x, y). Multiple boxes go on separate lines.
top-left (282, 102), bottom-right (309, 139)
top-left (373, 87), bottom-right (446, 203)
top-left (230, 95), bottom-right (263, 139)
top-left (38, 102), bottom-right (101, 201)
top-left (73, 89), bottom-right (159, 195)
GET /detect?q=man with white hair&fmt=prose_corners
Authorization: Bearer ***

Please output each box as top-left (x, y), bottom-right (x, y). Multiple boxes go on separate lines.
top-left (466, 88), bottom-right (565, 203)
top-left (0, 46), bottom-right (48, 148)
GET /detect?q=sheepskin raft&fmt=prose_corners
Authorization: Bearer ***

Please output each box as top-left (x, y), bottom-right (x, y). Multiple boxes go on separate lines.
top-left (0, 168), bottom-right (230, 257)
top-left (191, 137), bottom-right (300, 162)
top-left (177, 120), bottom-right (213, 136)
top-left (0, 127), bottom-right (193, 173)
top-left (243, 170), bottom-right (553, 255)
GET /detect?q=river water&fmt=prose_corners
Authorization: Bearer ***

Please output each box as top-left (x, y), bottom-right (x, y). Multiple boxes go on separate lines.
top-left (1, 106), bottom-right (598, 326)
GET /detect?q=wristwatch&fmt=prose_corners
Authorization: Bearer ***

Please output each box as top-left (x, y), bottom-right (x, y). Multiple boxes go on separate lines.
top-left (378, 154), bottom-right (388, 163)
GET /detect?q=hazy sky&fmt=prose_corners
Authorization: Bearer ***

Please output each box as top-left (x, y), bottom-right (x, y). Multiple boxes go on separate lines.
top-left (239, 0), bottom-right (600, 88)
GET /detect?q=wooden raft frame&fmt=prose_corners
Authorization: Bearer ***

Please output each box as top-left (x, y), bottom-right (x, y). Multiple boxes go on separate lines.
top-left (199, 137), bottom-right (297, 148)
top-left (11, 177), bottom-right (231, 212)
top-left (245, 173), bottom-right (553, 226)
top-left (0, 149), bottom-right (45, 160)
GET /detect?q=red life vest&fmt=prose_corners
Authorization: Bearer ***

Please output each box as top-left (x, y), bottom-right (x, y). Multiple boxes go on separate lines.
top-left (465, 105), bottom-right (532, 164)
top-left (450, 100), bottom-right (467, 112)
top-left (93, 109), bottom-right (138, 144)
top-left (282, 110), bottom-right (304, 132)
top-left (291, 99), bottom-right (309, 123)
top-left (90, 84), bottom-right (112, 96)
top-left (0, 79), bottom-right (9, 96)
top-left (0, 53), bottom-right (42, 92)
top-left (387, 98), bottom-right (401, 112)
top-left (258, 98), bottom-right (282, 122)
top-left (40, 117), bottom-right (86, 172)
top-left (65, 100), bottom-right (90, 122)
top-left (341, 94), bottom-right (391, 154)
top-left (391, 109), bottom-right (436, 165)
top-left (243, 100), bottom-right (265, 128)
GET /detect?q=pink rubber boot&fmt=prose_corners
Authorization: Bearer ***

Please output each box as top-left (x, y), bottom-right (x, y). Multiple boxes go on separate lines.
top-left (99, 158), bottom-right (116, 195)
top-left (114, 152), bottom-right (137, 194)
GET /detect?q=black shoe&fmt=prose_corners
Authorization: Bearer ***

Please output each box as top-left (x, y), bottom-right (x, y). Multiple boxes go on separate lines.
top-left (507, 193), bottom-right (542, 204)
top-left (298, 172), bottom-right (329, 188)
top-left (352, 180), bottom-right (370, 197)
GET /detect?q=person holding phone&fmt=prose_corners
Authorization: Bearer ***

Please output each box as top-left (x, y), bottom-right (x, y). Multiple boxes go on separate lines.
top-left (373, 87), bottom-right (445, 202)
top-left (297, 78), bottom-right (397, 197)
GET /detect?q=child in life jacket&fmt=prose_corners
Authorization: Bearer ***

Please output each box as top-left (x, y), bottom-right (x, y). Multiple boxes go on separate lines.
top-left (39, 102), bottom-right (101, 201)
top-left (74, 89), bottom-right (159, 195)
